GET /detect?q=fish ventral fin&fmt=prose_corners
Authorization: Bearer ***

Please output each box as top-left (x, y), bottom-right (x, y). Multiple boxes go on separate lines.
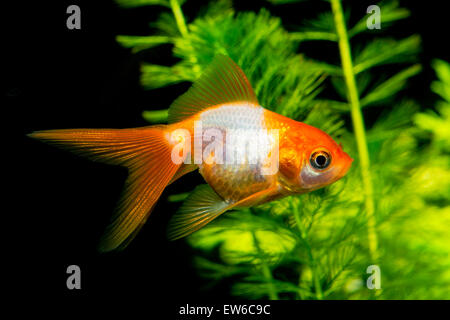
top-left (167, 184), bottom-right (232, 240)
top-left (168, 54), bottom-right (259, 124)
top-left (28, 127), bottom-right (181, 252)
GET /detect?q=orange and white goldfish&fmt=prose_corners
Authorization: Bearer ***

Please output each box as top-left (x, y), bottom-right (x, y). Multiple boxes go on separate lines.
top-left (28, 55), bottom-right (352, 252)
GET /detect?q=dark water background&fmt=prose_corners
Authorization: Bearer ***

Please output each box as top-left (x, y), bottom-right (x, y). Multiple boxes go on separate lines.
top-left (4, 0), bottom-right (450, 302)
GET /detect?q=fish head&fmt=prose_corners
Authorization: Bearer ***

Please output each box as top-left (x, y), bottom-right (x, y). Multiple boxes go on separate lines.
top-left (295, 124), bottom-right (353, 192)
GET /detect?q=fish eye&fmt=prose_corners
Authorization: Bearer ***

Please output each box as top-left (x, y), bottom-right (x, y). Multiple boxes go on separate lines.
top-left (310, 151), bottom-right (331, 170)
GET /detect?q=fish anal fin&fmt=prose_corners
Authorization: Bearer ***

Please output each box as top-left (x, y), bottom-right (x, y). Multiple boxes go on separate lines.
top-left (168, 55), bottom-right (259, 124)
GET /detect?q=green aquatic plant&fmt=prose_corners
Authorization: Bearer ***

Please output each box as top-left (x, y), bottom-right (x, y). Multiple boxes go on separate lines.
top-left (113, 0), bottom-right (450, 299)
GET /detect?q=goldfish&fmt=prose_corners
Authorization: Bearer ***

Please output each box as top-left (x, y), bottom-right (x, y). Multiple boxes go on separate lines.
top-left (28, 55), bottom-right (352, 252)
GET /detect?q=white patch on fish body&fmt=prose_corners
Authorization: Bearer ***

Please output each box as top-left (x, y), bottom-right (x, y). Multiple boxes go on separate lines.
top-left (197, 103), bottom-right (277, 202)
top-left (199, 103), bottom-right (265, 131)
top-left (199, 103), bottom-right (268, 165)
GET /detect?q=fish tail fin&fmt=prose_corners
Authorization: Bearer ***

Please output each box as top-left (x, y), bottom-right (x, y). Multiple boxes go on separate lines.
top-left (28, 126), bottom-right (181, 252)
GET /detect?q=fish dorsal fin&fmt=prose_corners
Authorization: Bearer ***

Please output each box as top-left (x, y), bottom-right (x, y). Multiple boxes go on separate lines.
top-left (168, 55), bottom-right (259, 124)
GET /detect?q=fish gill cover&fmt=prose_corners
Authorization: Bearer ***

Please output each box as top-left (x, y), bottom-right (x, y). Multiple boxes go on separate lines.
top-left (111, 0), bottom-right (448, 299)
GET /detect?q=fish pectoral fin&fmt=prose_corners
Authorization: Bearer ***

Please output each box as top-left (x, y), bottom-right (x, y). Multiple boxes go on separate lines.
top-left (167, 184), bottom-right (233, 240)
top-left (167, 184), bottom-right (282, 240)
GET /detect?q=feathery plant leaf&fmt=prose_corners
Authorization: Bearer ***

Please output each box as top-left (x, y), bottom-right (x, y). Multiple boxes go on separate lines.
top-left (415, 59), bottom-right (450, 152)
top-left (353, 35), bottom-right (421, 75)
top-left (431, 59), bottom-right (450, 103)
top-left (360, 64), bottom-right (422, 107)
top-left (116, 35), bottom-right (172, 52)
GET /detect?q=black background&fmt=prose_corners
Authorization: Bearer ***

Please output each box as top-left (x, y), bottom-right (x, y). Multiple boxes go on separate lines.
top-left (4, 0), bottom-right (450, 307)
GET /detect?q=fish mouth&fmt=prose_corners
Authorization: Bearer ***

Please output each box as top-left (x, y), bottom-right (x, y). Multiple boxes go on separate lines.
top-left (338, 152), bottom-right (353, 178)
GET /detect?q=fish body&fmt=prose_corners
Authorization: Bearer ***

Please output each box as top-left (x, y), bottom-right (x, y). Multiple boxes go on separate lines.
top-left (168, 103), bottom-right (351, 205)
top-left (29, 55), bottom-right (352, 251)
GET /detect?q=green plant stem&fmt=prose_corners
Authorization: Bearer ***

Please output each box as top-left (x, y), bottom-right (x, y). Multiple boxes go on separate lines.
top-left (170, 0), bottom-right (188, 37)
top-left (292, 202), bottom-right (323, 300)
top-left (251, 231), bottom-right (279, 300)
top-left (330, 0), bottom-right (379, 264)
top-left (169, 0), bottom-right (201, 76)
